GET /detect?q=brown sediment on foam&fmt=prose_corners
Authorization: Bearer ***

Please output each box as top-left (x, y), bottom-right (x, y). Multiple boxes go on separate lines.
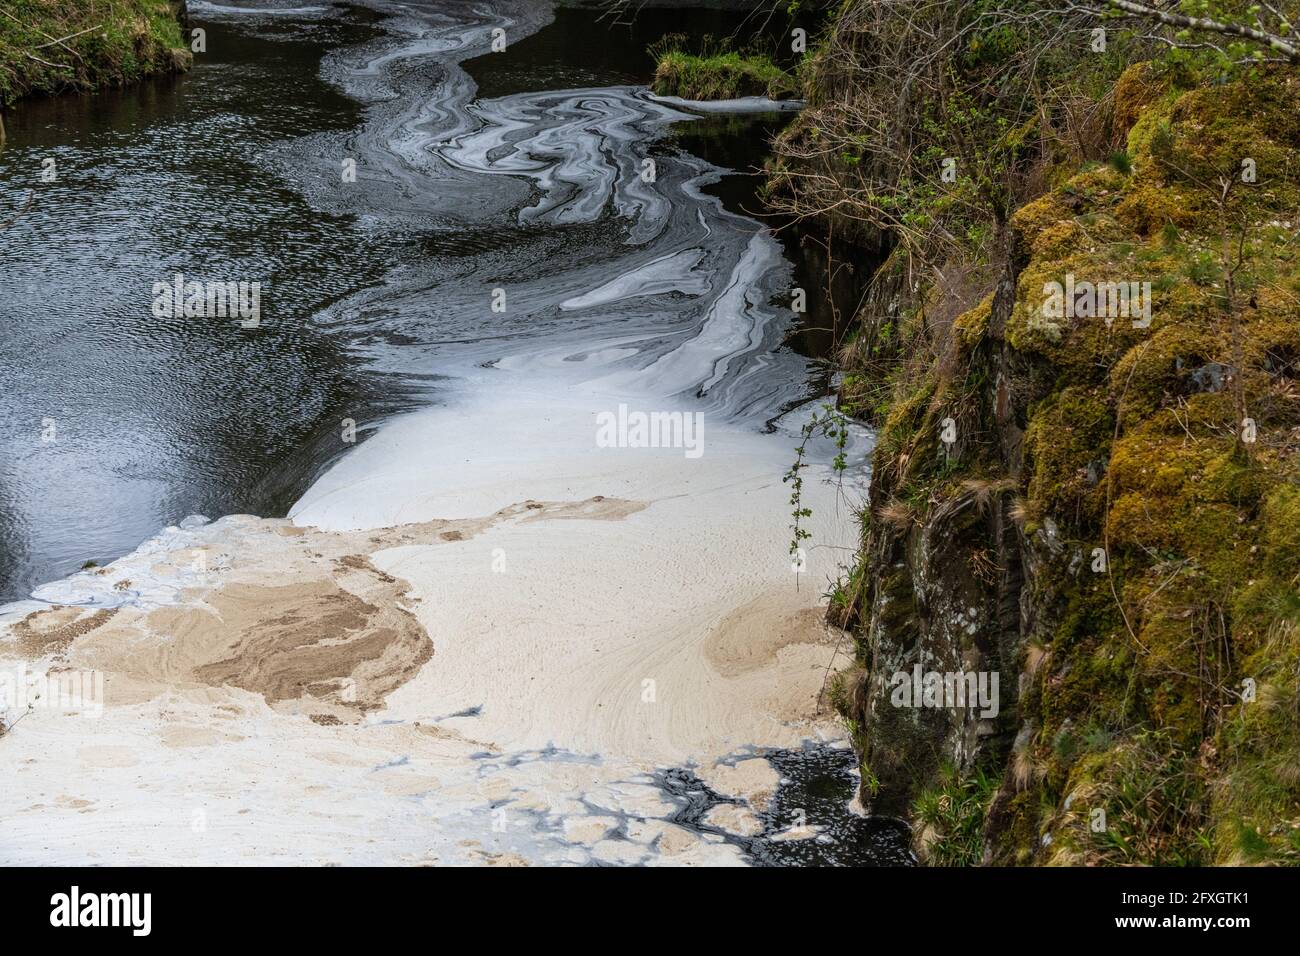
top-left (9, 607), bottom-right (118, 660)
top-left (0, 472), bottom-right (854, 863)
top-left (369, 495), bottom-right (647, 544)
top-left (7, 495), bottom-right (650, 726)
top-left (513, 496), bottom-right (648, 524)
top-left (50, 533), bottom-right (433, 724)
top-left (704, 591), bottom-right (835, 679)
top-left (334, 553), bottom-right (397, 583)
top-left (169, 580), bottom-right (431, 716)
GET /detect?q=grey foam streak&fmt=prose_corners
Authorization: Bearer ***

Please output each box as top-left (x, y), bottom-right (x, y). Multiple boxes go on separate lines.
top-left (270, 0), bottom-right (816, 423)
top-left (559, 248), bottom-right (708, 312)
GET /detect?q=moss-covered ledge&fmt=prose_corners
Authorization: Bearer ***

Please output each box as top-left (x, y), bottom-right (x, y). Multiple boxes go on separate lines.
top-left (648, 34), bottom-right (798, 101)
top-left (0, 0), bottom-right (191, 110)
top-left (842, 65), bottom-right (1300, 866)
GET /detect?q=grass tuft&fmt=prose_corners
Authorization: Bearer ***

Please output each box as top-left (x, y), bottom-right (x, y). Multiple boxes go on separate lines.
top-left (0, 0), bottom-right (190, 108)
top-left (649, 33), bottom-right (796, 102)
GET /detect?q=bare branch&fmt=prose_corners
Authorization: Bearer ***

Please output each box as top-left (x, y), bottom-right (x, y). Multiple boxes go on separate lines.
top-left (1098, 0), bottom-right (1300, 63)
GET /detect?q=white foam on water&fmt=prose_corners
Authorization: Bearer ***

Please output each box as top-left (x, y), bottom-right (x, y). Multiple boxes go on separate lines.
top-left (0, 0), bottom-right (875, 866)
top-left (188, 1), bottom-right (332, 16)
top-left (648, 94), bottom-right (805, 113)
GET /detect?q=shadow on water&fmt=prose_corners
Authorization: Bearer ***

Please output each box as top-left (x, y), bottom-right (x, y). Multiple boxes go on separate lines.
top-left (665, 114), bottom-right (878, 380)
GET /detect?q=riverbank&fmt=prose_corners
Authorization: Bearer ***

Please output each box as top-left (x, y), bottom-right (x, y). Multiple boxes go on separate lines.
top-left (774, 0), bottom-right (1300, 865)
top-left (0, 0), bottom-right (190, 110)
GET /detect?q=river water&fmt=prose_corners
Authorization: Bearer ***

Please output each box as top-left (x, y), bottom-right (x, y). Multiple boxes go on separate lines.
top-left (0, 0), bottom-right (838, 603)
top-left (0, 0), bottom-right (908, 865)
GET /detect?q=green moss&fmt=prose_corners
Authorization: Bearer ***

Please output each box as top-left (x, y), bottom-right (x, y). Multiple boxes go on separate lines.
top-left (952, 294), bottom-right (992, 348)
top-left (998, 791), bottom-right (1047, 865)
top-left (1023, 386), bottom-right (1112, 527)
top-left (1047, 730), bottom-right (1209, 866)
top-left (1009, 69), bottom-right (1300, 864)
top-left (1112, 62), bottom-right (1166, 135)
top-left (650, 43), bottom-right (795, 101)
top-left (1124, 88), bottom-right (1178, 161)
top-left (0, 0), bottom-right (189, 107)
top-left (876, 370), bottom-right (939, 483)
top-left (1210, 621), bottom-right (1300, 865)
top-left (1026, 571), bottom-right (1131, 785)
top-left (1114, 178), bottom-right (1199, 236)
top-left (806, 8), bottom-right (1299, 864)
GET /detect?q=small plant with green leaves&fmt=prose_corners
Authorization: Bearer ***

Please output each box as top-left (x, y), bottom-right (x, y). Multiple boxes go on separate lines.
top-left (783, 400), bottom-right (853, 558)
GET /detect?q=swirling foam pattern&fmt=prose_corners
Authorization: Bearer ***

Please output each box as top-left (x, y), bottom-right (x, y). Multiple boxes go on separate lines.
top-left (0, 0), bottom-right (882, 867)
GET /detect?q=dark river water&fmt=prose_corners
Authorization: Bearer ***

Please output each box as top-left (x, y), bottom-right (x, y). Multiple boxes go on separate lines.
top-left (0, 0), bottom-right (834, 603)
top-left (0, 5), bottom-right (402, 600)
top-left (0, 0), bottom-right (902, 865)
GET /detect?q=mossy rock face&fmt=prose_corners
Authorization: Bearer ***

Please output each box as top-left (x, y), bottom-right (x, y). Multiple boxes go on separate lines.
top-left (1112, 62), bottom-right (1167, 135)
top-left (843, 65), bottom-right (1300, 865)
top-left (1046, 730), bottom-right (1209, 866)
top-left (1011, 71), bottom-right (1300, 865)
top-left (1023, 385), bottom-right (1112, 525)
top-left (1211, 620), bottom-right (1300, 865)
top-left (1114, 178), bottom-right (1199, 236)
top-left (1042, 73), bottom-right (1295, 863)
top-left (952, 294), bottom-right (994, 349)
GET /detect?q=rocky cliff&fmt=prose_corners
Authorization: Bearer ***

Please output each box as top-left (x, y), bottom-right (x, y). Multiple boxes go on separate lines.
top-left (772, 1), bottom-right (1300, 865)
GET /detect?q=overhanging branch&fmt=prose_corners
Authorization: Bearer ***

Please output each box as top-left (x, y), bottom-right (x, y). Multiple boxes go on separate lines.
top-left (1100, 0), bottom-right (1300, 63)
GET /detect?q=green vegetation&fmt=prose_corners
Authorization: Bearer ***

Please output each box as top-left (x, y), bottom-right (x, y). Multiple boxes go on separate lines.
top-left (1003, 64), bottom-right (1300, 865)
top-left (773, 0), bottom-right (1300, 865)
top-left (913, 764), bottom-right (999, 865)
top-left (0, 0), bottom-right (190, 108)
top-left (649, 34), bottom-right (797, 101)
